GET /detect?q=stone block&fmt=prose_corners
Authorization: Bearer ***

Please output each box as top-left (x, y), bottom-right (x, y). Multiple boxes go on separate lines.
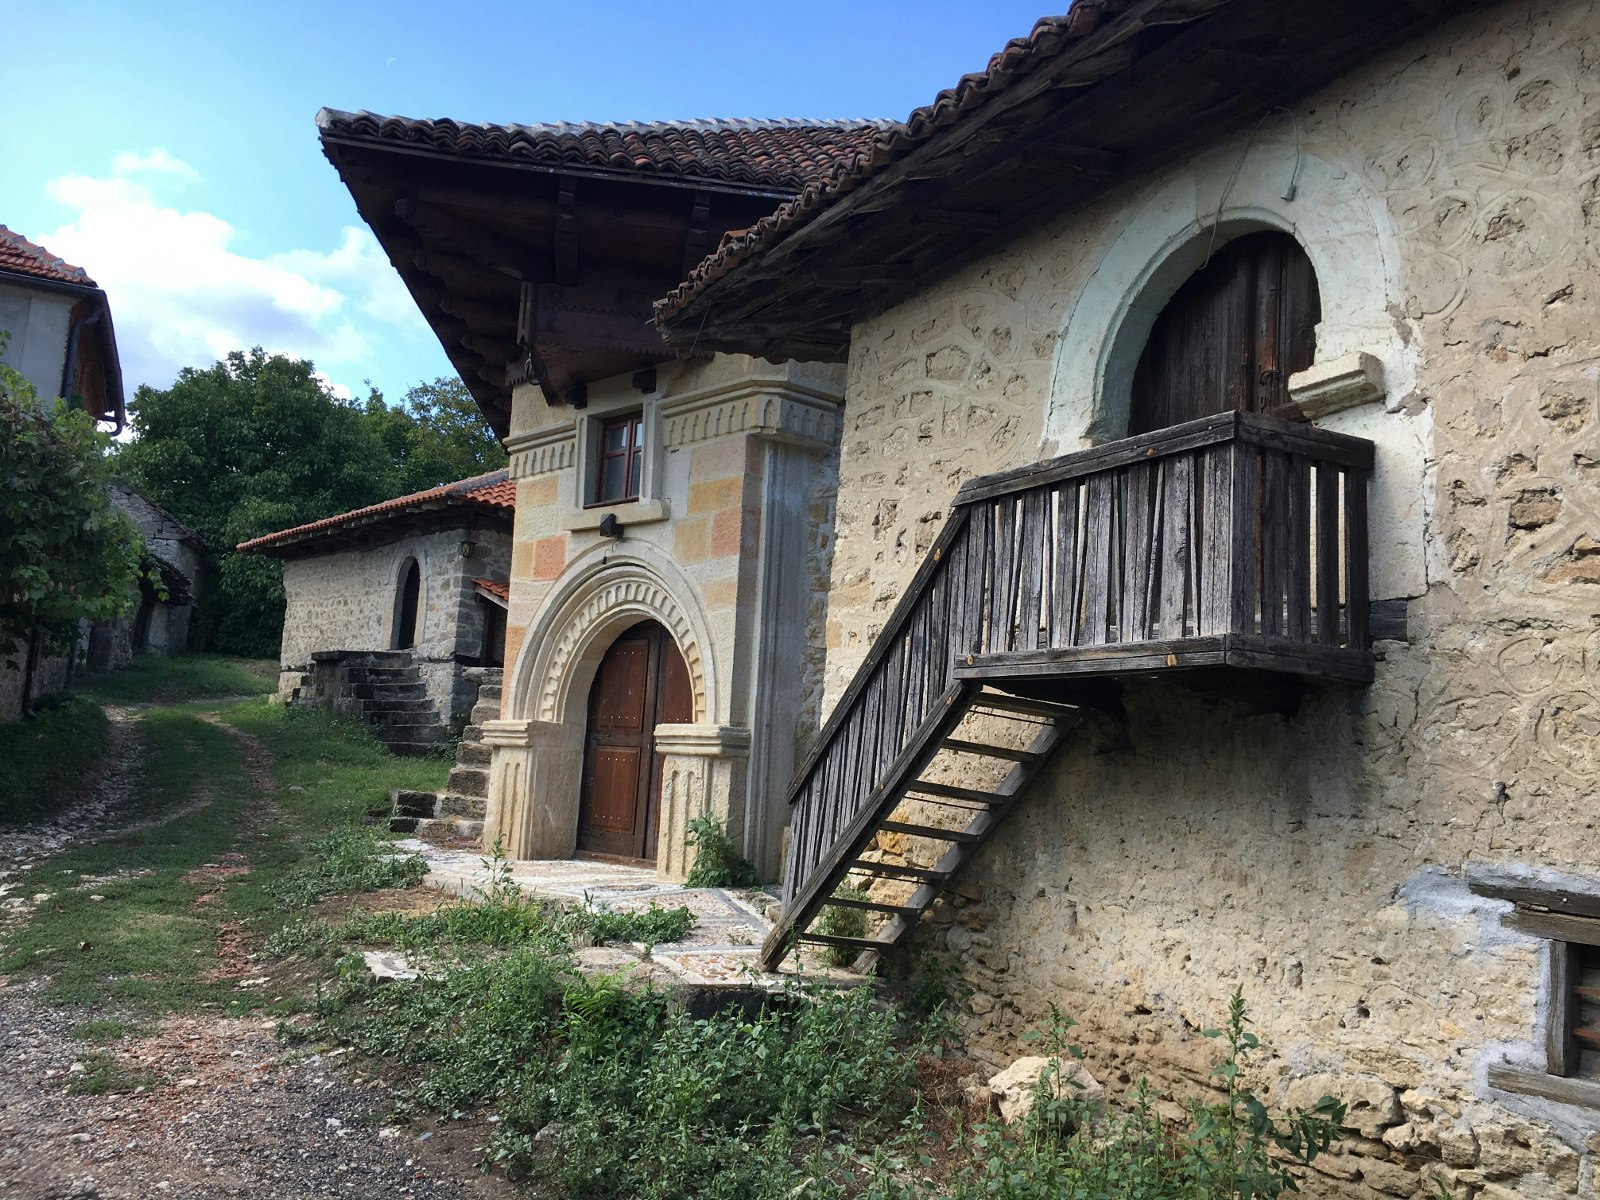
top-left (674, 517), bottom-right (710, 563)
top-left (532, 535), bottom-right (567, 581)
top-left (1285, 1075), bottom-right (1401, 1139)
top-left (689, 476), bottom-right (742, 514)
top-left (984, 1055), bottom-right (1105, 1124)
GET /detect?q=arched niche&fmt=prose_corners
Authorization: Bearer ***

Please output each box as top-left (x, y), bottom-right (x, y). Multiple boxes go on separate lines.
top-left (392, 556), bottom-right (422, 650)
top-left (1046, 144), bottom-right (1410, 448)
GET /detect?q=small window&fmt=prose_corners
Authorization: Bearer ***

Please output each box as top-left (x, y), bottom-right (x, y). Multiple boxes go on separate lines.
top-left (593, 412), bottom-right (644, 505)
top-left (1552, 939), bottom-right (1600, 1080)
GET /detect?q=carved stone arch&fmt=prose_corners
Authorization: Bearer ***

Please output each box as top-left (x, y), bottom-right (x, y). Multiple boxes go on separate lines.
top-left (508, 541), bottom-right (716, 728)
top-left (1046, 144), bottom-right (1409, 448)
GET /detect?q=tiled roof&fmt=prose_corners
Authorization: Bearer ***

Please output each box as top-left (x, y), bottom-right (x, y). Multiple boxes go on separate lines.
top-left (655, 2), bottom-right (1118, 322)
top-left (316, 110), bottom-right (896, 193)
top-left (0, 225), bottom-right (95, 287)
top-left (471, 577), bottom-right (510, 603)
top-left (237, 469), bottom-right (515, 554)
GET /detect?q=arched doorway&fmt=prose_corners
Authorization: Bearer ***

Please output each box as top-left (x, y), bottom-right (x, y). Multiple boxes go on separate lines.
top-left (1128, 230), bottom-right (1320, 434)
top-left (393, 558), bottom-right (421, 649)
top-left (577, 620), bottom-right (692, 863)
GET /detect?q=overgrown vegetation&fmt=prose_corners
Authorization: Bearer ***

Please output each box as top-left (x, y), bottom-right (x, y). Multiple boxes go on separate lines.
top-left (816, 880), bottom-right (871, 967)
top-left (0, 694), bottom-right (109, 823)
top-left (684, 812), bottom-right (761, 888)
top-left (78, 653), bottom-right (276, 705)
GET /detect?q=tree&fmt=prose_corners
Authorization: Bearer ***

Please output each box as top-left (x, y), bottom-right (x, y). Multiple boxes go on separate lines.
top-left (0, 354), bottom-right (142, 714)
top-left (363, 376), bottom-right (506, 492)
top-left (114, 348), bottom-right (405, 657)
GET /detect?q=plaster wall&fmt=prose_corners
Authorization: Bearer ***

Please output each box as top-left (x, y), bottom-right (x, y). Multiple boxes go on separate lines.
top-left (0, 283), bottom-right (71, 402)
top-left (822, 3), bottom-right (1600, 1195)
top-left (486, 354), bottom-right (844, 878)
top-left (277, 526), bottom-right (510, 720)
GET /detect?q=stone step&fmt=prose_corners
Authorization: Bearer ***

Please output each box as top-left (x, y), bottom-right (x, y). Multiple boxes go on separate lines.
top-left (351, 681), bottom-right (427, 701)
top-left (456, 741), bottom-right (491, 767)
top-left (359, 666), bottom-right (423, 682)
top-left (437, 792), bottom-right (487, 819)
top-left (475, 683), bottom-right (502, 702)
top-left (470, 702), bottom-right (500, 723)
top-left (383, 741), bottom-right (445, 758)
top-left (390, 788), bottom-right (440, 819)
top-left (446, 766), bottom-right (489, 798)
top-left (364, 698), bottom-right (437, 715)
top-left (460, 724), bottom-right (485, 743)
top-left (378, 724), bottom-right (446, 746)
top-left (415, 816), bottom-right (484, 841)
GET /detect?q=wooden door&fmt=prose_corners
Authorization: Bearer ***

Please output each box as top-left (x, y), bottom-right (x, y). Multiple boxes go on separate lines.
top-left (394, 559), bottom-right (421, 649)
top-left (577, 621), bottom-right (693, 862)
top-left (1128, 231), bottom-right (1320, 435)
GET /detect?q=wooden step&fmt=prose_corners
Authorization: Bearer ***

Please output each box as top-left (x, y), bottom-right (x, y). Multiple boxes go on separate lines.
top-left (904, 780), bottom-right (1006, 805)
top-left (819, 895), bottom-right (922, 916)
top-left (969, 692), bottom-right (1079, 719)
top-left (848, 859), bottom-right (954, 883)
top-left (796, 932), bottom-right (893, 952)
top-left (878, 819), bottom-right (981, 844)
top-left (940, 737), bottom-right (1044, 762)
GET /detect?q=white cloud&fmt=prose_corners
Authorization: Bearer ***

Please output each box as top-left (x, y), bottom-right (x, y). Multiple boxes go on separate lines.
top-left (110, 148), bottom-right (201, 184)
top-left (41, 152), bottom-right (427, 395)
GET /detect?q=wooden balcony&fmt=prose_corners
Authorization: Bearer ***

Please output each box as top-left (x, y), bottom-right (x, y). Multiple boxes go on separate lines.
top-left (948, 409), bottom-right (1375, 696)
top-left (763, 412), bottom-right (1373, 967)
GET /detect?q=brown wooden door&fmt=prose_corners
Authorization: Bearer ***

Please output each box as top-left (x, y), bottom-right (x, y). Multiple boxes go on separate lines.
top-left (577, 621), bottom-right (693, 862)
top-left (1128, 231), bottom-right (1320, 435)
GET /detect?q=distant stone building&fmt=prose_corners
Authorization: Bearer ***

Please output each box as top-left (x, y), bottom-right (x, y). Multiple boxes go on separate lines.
top-left (87, 483), bottom-right (208, 670)
top-left (238, 470), bottom-right (515, 733)
top-left (0, 224), bottom-right (125, 722)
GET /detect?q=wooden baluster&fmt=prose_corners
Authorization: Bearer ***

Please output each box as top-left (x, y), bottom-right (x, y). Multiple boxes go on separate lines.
top-left (1156, 453), bottom-right (1193, 639)
top-left (1260, 450), bottom-right (1287, 637)
top-left (1200, 443), bottom-right (1233, 635)
top-left (963, 505), bottom-right (992, 658)
top-left (1345, 467), bottom-right (1370, 649)
top-left (1051, 481), bottom-right (1080, 648)
top-left (1229, 442), bottom-right (1260, 636)
top-left (1082, 471), bottom-right (1116, 645)
top-left (1121, 460), bottom-right (1156, 643)
top-left (1017, 488), bottom-right (1049, 650)
top-left (989, 496), bottom-right (1019, 653)
top-left (1286, 453), bottom-right (1311, 643)
top-left (1315, 461), bottom-right (1340, 645)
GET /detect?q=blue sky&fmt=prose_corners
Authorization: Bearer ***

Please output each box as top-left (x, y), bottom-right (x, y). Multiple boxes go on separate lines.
top-left (4, 2), bottom-right (1050, 408)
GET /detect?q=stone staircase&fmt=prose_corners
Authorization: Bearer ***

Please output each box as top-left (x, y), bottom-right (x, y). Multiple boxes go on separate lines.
top-left (389, 667), bottom-right (500, 840)
top-left (290, 649), bottom-right (448, 756)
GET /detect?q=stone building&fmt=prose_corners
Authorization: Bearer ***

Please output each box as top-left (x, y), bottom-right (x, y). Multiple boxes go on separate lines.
top-left (650, 1), bottom-right (1600, 1196)
top-left (0, 224), bottom-right (125, 722)
top-left (238, 470), bottom-right (514, 732)
top-left (87, 482), bottom-right (208, 670)
top-left (318, 112), bottom-right (881, 875)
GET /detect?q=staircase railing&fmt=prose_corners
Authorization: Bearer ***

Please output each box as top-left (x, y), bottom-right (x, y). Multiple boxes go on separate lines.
top-left (781, 410), bottom-right (1374, 908)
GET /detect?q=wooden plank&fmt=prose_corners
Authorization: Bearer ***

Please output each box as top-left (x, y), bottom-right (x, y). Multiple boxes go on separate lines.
top-left (819, 895), bottom-right (922, 916)
top-left (1345, 467), bottom-right (1370, 649)
top-left (1017, 487), bottom-right (1049, 650)
top-left (1081, 471), bottom-right (1116, 645)
top-left (1467, 883), bottom-right (1600, 921)
top-left (1230, 443), bottom-right (1260, 636)
top-left (1049, 480), bottom-right (1080, 648)
top-left (879, 819), bottom-right (983, 844)
top-left (1121, 460), bottom-right (1156, 642)
top-left (960, 505), bottom-right (991, 658)
top-left (989, 496), bottom-right (1020, 653)
top-left (1488, 1065), bottom-right (1600, 1109)
top-left (849, 860), bottom-right (955, 883)
top-left (796, 931), bottom-right (893, 950)
top-left (1551, 939), bottom-right (1577, 1076)
top-left (1315, 462), bottom-right (1340, 646)
top-left (906, 780), bottom-right (1007, 804)
top-left (1504, 909), bottom-right (1600, 944)
top-left (1156, 453), bottom-right (1193, 639)
top-left (1200, 443), bottom-right (1233, 635)
top-left (969, 692), bottom-right (1080, 719)
top-left (941, 737), bottom-right (1044, 763)
top-left (1260, 450), bottom-right (1287, 637)
top-left (1286, 453), bottom-right (1311, 642)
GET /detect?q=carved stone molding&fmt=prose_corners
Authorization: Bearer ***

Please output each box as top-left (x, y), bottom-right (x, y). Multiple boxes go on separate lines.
top-left (660, 386), bottom-right (841, 450)
top-left (505, 427), bottom-right (576, 479)
top-left (1289, 351), bottom-right (1387, 420)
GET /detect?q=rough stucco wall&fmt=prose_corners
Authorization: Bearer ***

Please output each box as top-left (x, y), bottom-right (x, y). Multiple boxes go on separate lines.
top-left (277, 525), bottom-right (510, 719)
top-left (820, 3), bottom-right (1600, 1195)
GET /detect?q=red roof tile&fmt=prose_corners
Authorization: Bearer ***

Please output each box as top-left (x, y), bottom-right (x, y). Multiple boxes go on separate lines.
top-left (316, 110), bottom-right (895, 193)
top-left (237, 469), bottom-right (515, 554)
top-left (471, 577), bottom-right (510, 603)
top-left (0, 225), bottom-right (96, 287)
top-left (654, 3), bottom-right (1119, 323)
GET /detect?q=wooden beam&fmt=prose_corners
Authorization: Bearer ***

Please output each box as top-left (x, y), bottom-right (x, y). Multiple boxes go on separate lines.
top-left (681, 190), bottom-right (714, 278)
top-left (554, 178), bottom-right (579, 286)
top-left (395, 199), bottom-right (543, 278)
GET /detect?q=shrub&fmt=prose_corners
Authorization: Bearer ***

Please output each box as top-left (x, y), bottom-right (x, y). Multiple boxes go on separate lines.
top-left (683, 813), bottom-right (760, 889)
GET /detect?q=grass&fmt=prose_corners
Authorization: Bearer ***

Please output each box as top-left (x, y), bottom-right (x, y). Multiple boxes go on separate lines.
top-left (65, 1051), bottom-right (164, 1096)
top-left (0, 694), bottom-right (110, 823)
top-left (78, 653), bottom-right (276, 705)
top-left (0, 691), bottom-right (448, 1020)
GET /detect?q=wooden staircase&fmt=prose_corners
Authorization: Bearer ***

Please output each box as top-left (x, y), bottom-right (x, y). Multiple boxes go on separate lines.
top-left (760, 411), bottom-right (1376, 972)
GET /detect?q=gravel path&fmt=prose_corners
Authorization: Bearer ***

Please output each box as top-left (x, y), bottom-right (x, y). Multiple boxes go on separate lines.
top-left (0, 706), bottom-right (520, 1200)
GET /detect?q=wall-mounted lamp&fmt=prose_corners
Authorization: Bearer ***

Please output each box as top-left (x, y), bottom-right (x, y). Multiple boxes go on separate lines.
top-left (459, 539), bottom-right (477, 559)
top-left (597, 513), bottom-right (624, 540)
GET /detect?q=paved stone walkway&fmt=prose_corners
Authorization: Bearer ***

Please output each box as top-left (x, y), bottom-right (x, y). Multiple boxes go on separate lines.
top-left (397, 839), bottom-right (862, 991)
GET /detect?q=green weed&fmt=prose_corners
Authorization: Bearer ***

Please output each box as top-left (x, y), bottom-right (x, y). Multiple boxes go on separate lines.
top-left (0, 694), bottom-right (109, 823)
top-left (683, 813), bottom-right (760, 889)
top-left (565, 900), bottom-right (696, 949)
top-left (815, 881), bottom-right (871, 967)
top-left (78, 653), bottom-right (276, 705)
top-left (65, 1051), bottom-right (164, 1096)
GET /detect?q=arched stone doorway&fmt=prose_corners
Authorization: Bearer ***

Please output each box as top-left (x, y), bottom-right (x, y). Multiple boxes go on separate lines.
top-left (393, 557), bottom-right (421, 650)
top-left (577, 620), bottom-right (692, 863)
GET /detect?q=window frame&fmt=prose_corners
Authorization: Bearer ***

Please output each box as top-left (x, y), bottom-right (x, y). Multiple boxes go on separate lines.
top-left (587, 409), bottom-right (645, 508)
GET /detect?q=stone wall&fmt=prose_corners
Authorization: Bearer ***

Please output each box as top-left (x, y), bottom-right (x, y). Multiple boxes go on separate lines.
top-left (821, 2), bottom-right (1600, 1195)
top-left (277, 525), bottom-right (511, 721)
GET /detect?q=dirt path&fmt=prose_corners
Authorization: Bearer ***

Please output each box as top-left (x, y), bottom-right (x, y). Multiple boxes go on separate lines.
top-left (0, 706), bottom-right (519, 1200)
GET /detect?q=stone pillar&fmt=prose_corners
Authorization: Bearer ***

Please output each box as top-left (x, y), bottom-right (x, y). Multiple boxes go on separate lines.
top-left (653, 724), bottom-right (752, 881)
top-left (481, 718), bottom-right (585, 860)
